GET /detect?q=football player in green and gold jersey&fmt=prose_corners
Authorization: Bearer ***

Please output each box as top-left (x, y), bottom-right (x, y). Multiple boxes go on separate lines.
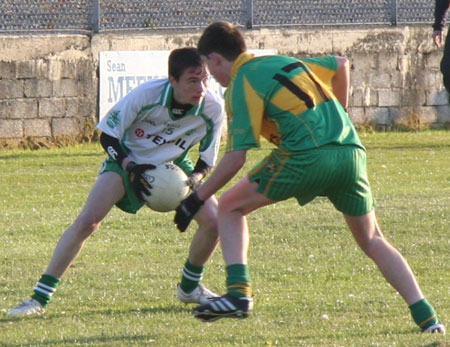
top-left (174, 21), bottom-right (445, 334)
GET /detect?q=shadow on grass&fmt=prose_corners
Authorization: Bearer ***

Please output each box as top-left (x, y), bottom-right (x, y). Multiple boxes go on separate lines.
top-left (3, 333), bottom-right (157, 347)
top-left (1, 303), bottom-right (190, 324)
top-left (295, 327), bottom-right (448, 346)
top-left (0, 152), bottom-right (103, 160)
top-left (1, 304), bottom-right (192, 346)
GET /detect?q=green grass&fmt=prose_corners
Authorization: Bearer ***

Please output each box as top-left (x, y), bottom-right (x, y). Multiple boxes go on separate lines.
top-left (0, 131), bottom-right (449, 346)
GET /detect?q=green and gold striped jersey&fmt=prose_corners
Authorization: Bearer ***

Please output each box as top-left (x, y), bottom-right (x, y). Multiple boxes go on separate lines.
top-left (224, 52), bottom-right (364, 152)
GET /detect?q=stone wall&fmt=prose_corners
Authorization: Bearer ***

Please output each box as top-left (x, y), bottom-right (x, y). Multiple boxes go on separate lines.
top-left (0, 26), bottom-right (449, 148)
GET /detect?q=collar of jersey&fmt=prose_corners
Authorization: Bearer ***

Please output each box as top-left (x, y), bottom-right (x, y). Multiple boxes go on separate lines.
top-left (160, 82), bottom-right (204, 118)
top-left (230, 52), bottom-right (255, 80)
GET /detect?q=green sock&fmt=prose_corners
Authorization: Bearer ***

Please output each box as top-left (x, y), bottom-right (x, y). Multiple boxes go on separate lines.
top-left (409, 298), bottom-right (440, 330)
top-left (31, 274), bottom-right (60, 307)
top-left (226, 264), bottom-right (252, 298)
top-left (180, 260), bottom-right (204, 294)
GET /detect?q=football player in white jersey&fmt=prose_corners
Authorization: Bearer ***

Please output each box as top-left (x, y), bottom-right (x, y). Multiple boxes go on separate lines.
top-left (8, 48), bottom-right (225, 317)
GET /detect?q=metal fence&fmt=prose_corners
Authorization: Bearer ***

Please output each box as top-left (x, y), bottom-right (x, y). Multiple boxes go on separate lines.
top-left (0, 0), bottom-right (439, 33)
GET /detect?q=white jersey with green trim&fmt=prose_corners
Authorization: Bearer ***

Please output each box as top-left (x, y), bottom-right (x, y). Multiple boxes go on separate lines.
top-left (97, 78), bottom-right (224, 166)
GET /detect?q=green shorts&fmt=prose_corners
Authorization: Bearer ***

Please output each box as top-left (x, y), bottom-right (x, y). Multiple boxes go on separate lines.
top-left (248, 145), bottom-right (374, 216)
top-left (99, 155), bottom-right (194, 214)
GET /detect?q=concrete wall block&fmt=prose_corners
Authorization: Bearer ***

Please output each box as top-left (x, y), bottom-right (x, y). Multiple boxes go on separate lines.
top-left (16, 59), bottom-right (48, 79)
top-left (0, 119), bottom-right (23, 138)
top-left (389, 107), bottom-right (400, 124)
top-left (75, 59), bottom-right (96, 80)
top-left (401, 89), bottom-right (426, 107)
top-left (65, 97), bottom-right (79, 117)
top-left (378, 89), bottom-right (401, 107)
top-left (79, 76), bottom-right (98, 97)
top-left (415, 106), bottom-right (439, 124)
top-left (39, 98), bottom-right (66, 117)
top-left (363, 88), bottom-right (377, 107)
top-left (78, 97), bottom-right (96, 117)
top-left (0, 35), bottom-right (91, 61)
top-left (0, 99), bottom-right (37, 119)
top-left (371, 70), bottom-right (394, 89)
top-left (52, 79), bottom-right (79, 97)
top-left (389, 71), bottom-right (404, 88)
top-left (350, 53), bottom-right (377, 71)
top-left (434, 104), bottom-right (450, 123)
top-left (255, 29), bottom-right (333, 55)
top-left (349, 65), bottom-right (365, 85)
top-left (52, 117), bottom-right (80, 136)
top-left (366, 107), bottom-right (390, 125)
top-left (24, 79), bottom-right (52, 98)
top-left (427, 89), bottom-right (449, 106)
top-left (377, 52), bottom-right (400, 72)
top-left (348, 107), bottom-right (367, 125)
top-left (332, 31), bottom-right (368, 54)
top-left (48, 59), bottom-right (62, 81)
top-left (65, 97), bottom-right (96, 118)
top-left (423, 70), bottom-right (444, 90)
top-left (49, 59), bottom-right (87, 80)
top-left (60, 60), bottom-right (79, 79)
top-left (0, 79), bottom-right (23, 98)
top-left (351, 88), bottom-right (364, 107)
top-left (390, 106), bottom-right (437, 125)
top-left (391, 106), bottom-right (414, 124)
top-left (24, 118), bottom-right (51, 137)
top-left (0, 61), bottom-right (16, 78)
top-left (425, 51), bottom-right (443, 71)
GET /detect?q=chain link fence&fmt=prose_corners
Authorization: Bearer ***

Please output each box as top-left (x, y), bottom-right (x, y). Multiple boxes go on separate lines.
top-left (0, 0), bottom-right (440, 33)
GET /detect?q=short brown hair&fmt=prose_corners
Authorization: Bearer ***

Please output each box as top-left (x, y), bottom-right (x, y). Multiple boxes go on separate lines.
top-left (168, 47), bottom-right (203, 80)
top-left (197, 21), bottom-right (246, 61)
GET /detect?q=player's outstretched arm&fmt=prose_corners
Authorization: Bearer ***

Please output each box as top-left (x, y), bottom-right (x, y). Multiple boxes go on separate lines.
top-left (174, 150), bottom-right (247, 232)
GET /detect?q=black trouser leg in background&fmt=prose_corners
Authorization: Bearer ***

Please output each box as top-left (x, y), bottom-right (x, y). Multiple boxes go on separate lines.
top-left (441, 26), bottom-right (450, 94)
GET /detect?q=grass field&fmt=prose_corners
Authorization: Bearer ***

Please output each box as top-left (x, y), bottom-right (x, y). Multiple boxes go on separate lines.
top-left (0, 131), bottom-right (449, 346)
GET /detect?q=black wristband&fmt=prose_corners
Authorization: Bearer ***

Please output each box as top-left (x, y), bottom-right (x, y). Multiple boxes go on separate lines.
top-left (100, 132), bottom-right (128, 167)
top-left (125, 161), bottom-right (137, 173)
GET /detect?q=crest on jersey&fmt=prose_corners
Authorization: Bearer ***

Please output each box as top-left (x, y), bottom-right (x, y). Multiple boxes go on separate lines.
top-left (135, 128), bottom-right (145, 137)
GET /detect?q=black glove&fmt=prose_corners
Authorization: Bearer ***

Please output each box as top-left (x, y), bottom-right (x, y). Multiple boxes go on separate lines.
top-left (126, 161), bottom-right (156, 202)
top-left (174, 191), bottom-right (205, 232)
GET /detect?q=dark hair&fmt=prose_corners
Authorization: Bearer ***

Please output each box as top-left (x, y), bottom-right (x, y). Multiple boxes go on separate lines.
top-left (197, 21), bottom-right (246, 61)
top-left (168, 47), bottom-right (203, 80)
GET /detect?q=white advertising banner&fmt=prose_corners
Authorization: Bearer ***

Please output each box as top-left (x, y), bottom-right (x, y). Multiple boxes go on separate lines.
top-left (99, 49), bottom-right (277, 120)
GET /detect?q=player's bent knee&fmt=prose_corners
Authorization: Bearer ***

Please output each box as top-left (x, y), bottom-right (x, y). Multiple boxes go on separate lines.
top-left (358, 235), bottom-right (388, 259)
top-left (195, 200), bottom-right (218, 233)
top-left (217, 190), bottom-right (242, 214)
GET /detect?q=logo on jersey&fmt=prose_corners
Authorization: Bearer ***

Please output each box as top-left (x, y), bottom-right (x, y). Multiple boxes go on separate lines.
top-left (107, 146), bottom-right (118, 160)
top-left (106, 110), bottom-right (120, 128)
top-left (144, 133), bottom-right (187, 150)
top-left (172, 108), bottom-right (184, 115)
top-left (135, 128), bottom-right (145, 137)
top-left (142, 118), bottom-right (157, 126)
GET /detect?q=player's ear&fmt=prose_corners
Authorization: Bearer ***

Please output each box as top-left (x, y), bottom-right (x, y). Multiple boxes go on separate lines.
top-left (168, 75), bottom-right (177, 86)
top-left (207, 52), bottom-right (223, 67)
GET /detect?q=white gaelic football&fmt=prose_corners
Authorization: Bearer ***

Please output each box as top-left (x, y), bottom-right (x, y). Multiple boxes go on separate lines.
top-left (142, 163), bottom-right (190, 212)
